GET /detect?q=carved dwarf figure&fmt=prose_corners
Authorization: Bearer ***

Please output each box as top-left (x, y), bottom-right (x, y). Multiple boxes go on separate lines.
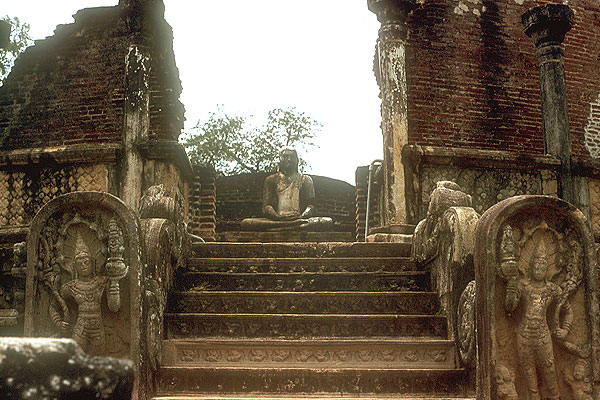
top-left (50, 227), bottom-right (127, 356)
top-left (496, 364), bottom-right (518, 400)
top-left (241, 148), bottom-right (332, 231)
top-left (565, 359), bottom-right (593, 400)
top-left (504, 241), bottom-right (572, 400)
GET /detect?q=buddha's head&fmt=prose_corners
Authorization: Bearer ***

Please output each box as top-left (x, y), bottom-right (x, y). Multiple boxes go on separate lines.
top-left (279, 148), bottom-right (298, 174)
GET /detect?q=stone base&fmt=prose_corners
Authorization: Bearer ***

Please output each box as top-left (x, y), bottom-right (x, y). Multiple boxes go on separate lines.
top-left (369, 224), bottom-right (416, 235)
top-left (217, 231), bottom-right (354, 243)
top-left (366, 233), bottom-right (412, 244)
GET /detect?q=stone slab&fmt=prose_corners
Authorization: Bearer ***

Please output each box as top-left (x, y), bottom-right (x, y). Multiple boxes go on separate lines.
top-left (368, 224), bottom-right (416, 235)
top-left (179, 271), bottom-right (428, 292)
top-left (169, 291), bottom-right (439, 315)
top-left (192, 242), bottom-right (411, 259)
top-left (156, 367), bottom-right (468, 395)
top-left (165, 313), bottom-right (447, 339)
top-left (365, 233), bottom-right (412, 244)
top-left (153, 397), bottom-right (475, 400)
top-left (186, 257), bottom-right (417, 273)
top-left (161, 338), bottom-right (456, 369)
top-left (217, 231), bottom-right (354, 243)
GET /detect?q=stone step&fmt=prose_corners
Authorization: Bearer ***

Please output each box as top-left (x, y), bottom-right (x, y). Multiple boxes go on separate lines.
top-left (177, 272), bottom-right (428, 292)
top-left (186, 257), bottom-right (417, 273)
top-left (165, 313), bottom-right (447, 339)
top-left (169, 291), bottom-right (439, 315)
top-left (192, 242), bottom-right (411, 259)
top-left (156, 367), bottom-right (468, 396)
top-left (161, 338), bottom-right (457, 369)
top-left (216, 231), bottom-right (355, 243)
top-left (153, 397), bottom-right (474, 400)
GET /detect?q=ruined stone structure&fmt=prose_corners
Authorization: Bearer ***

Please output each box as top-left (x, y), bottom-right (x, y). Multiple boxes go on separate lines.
top-left (364, 0), bottom-right (600, 236)
top-left (1, 0), bottom-right (600, 399)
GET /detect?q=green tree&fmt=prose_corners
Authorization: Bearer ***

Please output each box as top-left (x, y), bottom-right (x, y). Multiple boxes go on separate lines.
top-left (0, 16), bottom-right (33, 81)
top-left (184, 107), bottom-right (321, 175)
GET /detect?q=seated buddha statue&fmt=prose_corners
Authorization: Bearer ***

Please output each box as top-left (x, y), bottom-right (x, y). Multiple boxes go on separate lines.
top-left (240, 148), bottom-right (332, 231)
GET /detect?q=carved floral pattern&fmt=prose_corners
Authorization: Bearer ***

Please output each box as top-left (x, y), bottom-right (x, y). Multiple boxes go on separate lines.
top-left (167, 315), bottom-right (446, 339)
top-left (184, 273), bottom-right (424, 292)
top-left (171, 345), bottom-right (453, 367)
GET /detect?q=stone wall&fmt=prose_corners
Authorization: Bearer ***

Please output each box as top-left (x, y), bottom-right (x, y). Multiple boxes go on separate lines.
top-left (213, 172), bottom-right (356, 234)
top-left (405, 0), bottom-right (600, 164)
top-left (0, 1), bottom-right (190, 339)
top-left (0, 5), bottom-right (183, 151)
top-left (402, 145), bottom-right (561, 223)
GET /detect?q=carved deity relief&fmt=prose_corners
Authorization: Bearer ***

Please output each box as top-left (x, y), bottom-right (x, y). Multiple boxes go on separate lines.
top-left (39, 214), bottom-right (129, 356)
top-left (496, 219), bottom-right (590, 400)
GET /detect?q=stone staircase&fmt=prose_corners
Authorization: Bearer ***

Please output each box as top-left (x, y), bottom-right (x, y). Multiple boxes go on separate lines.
top-left (154, 241), bottom-right (473, 399)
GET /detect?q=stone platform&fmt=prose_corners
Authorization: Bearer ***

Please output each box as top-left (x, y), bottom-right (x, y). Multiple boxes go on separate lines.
top-left (216, 231), bottom-right (354, 242)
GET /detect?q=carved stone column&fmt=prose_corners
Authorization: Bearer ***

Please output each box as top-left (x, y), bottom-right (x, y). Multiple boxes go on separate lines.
top-left (522, 4), bottom-right (574, 204)
top-left (368, 0), bottom-right (416, 227)
top-left (121, 45), bottom-right (150, 211)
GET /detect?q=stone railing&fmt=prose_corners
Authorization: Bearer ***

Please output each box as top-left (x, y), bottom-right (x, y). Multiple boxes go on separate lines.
top-left (413, 180), bottom-right (479, 365)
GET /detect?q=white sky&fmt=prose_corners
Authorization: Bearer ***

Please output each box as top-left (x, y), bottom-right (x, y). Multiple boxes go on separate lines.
top-left (4, 1), bottom-right (383, 185)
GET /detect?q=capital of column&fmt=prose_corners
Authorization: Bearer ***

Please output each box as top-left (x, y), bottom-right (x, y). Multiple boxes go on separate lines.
top-left (368, 0), bottom-right (417, 25)
top-left (522, 4), bottom-right (573, 49)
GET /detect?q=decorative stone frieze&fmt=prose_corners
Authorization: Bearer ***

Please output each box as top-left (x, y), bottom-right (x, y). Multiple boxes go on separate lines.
top-left (475, 195), bottom-right (599, 399)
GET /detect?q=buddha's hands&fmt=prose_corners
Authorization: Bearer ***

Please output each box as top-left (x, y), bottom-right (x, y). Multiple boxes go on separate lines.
top-left (280, 213), bottom-right (301, 221)
top-left (301, 206), bottom-right (315, 219)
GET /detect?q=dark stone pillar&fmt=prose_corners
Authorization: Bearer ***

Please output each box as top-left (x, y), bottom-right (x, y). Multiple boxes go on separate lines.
top-left (522, 4), bottom-right (574, 204)
top-left (368, 0), bottom-right (416, 226)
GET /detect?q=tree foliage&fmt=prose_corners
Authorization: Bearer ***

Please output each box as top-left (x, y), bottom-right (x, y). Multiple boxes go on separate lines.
top-left (184, 107), bottom-right (321, 175)
top-left (1, 16), bottom-right (33, 82)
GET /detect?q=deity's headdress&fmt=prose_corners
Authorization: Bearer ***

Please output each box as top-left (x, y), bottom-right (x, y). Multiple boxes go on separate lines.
top-left (533, 240), bottom-right (548, 261)
top-left (74, 232), bottom-right (91, 259)
top-left (72, 232), bottom-right (94, 278)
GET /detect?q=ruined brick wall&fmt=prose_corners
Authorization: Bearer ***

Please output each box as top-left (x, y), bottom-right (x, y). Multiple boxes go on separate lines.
top-left (406, 0), bottom-right (600, 162)
top-left (0, 1), bottom-right (188, 336)
top-left (0, 8), bottom-right (127, 150)
top-left (213, 172), bottom-right (356, 233)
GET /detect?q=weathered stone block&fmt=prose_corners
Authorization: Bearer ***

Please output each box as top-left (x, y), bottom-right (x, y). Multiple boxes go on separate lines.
top-left (0, 337), bottom-right (133, 399)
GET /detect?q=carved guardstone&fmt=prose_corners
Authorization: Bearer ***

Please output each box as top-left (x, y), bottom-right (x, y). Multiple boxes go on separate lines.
top-left (475, 195), bottom-right (600, 400)
top-left (24, 192), bottom-right (145, 399)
